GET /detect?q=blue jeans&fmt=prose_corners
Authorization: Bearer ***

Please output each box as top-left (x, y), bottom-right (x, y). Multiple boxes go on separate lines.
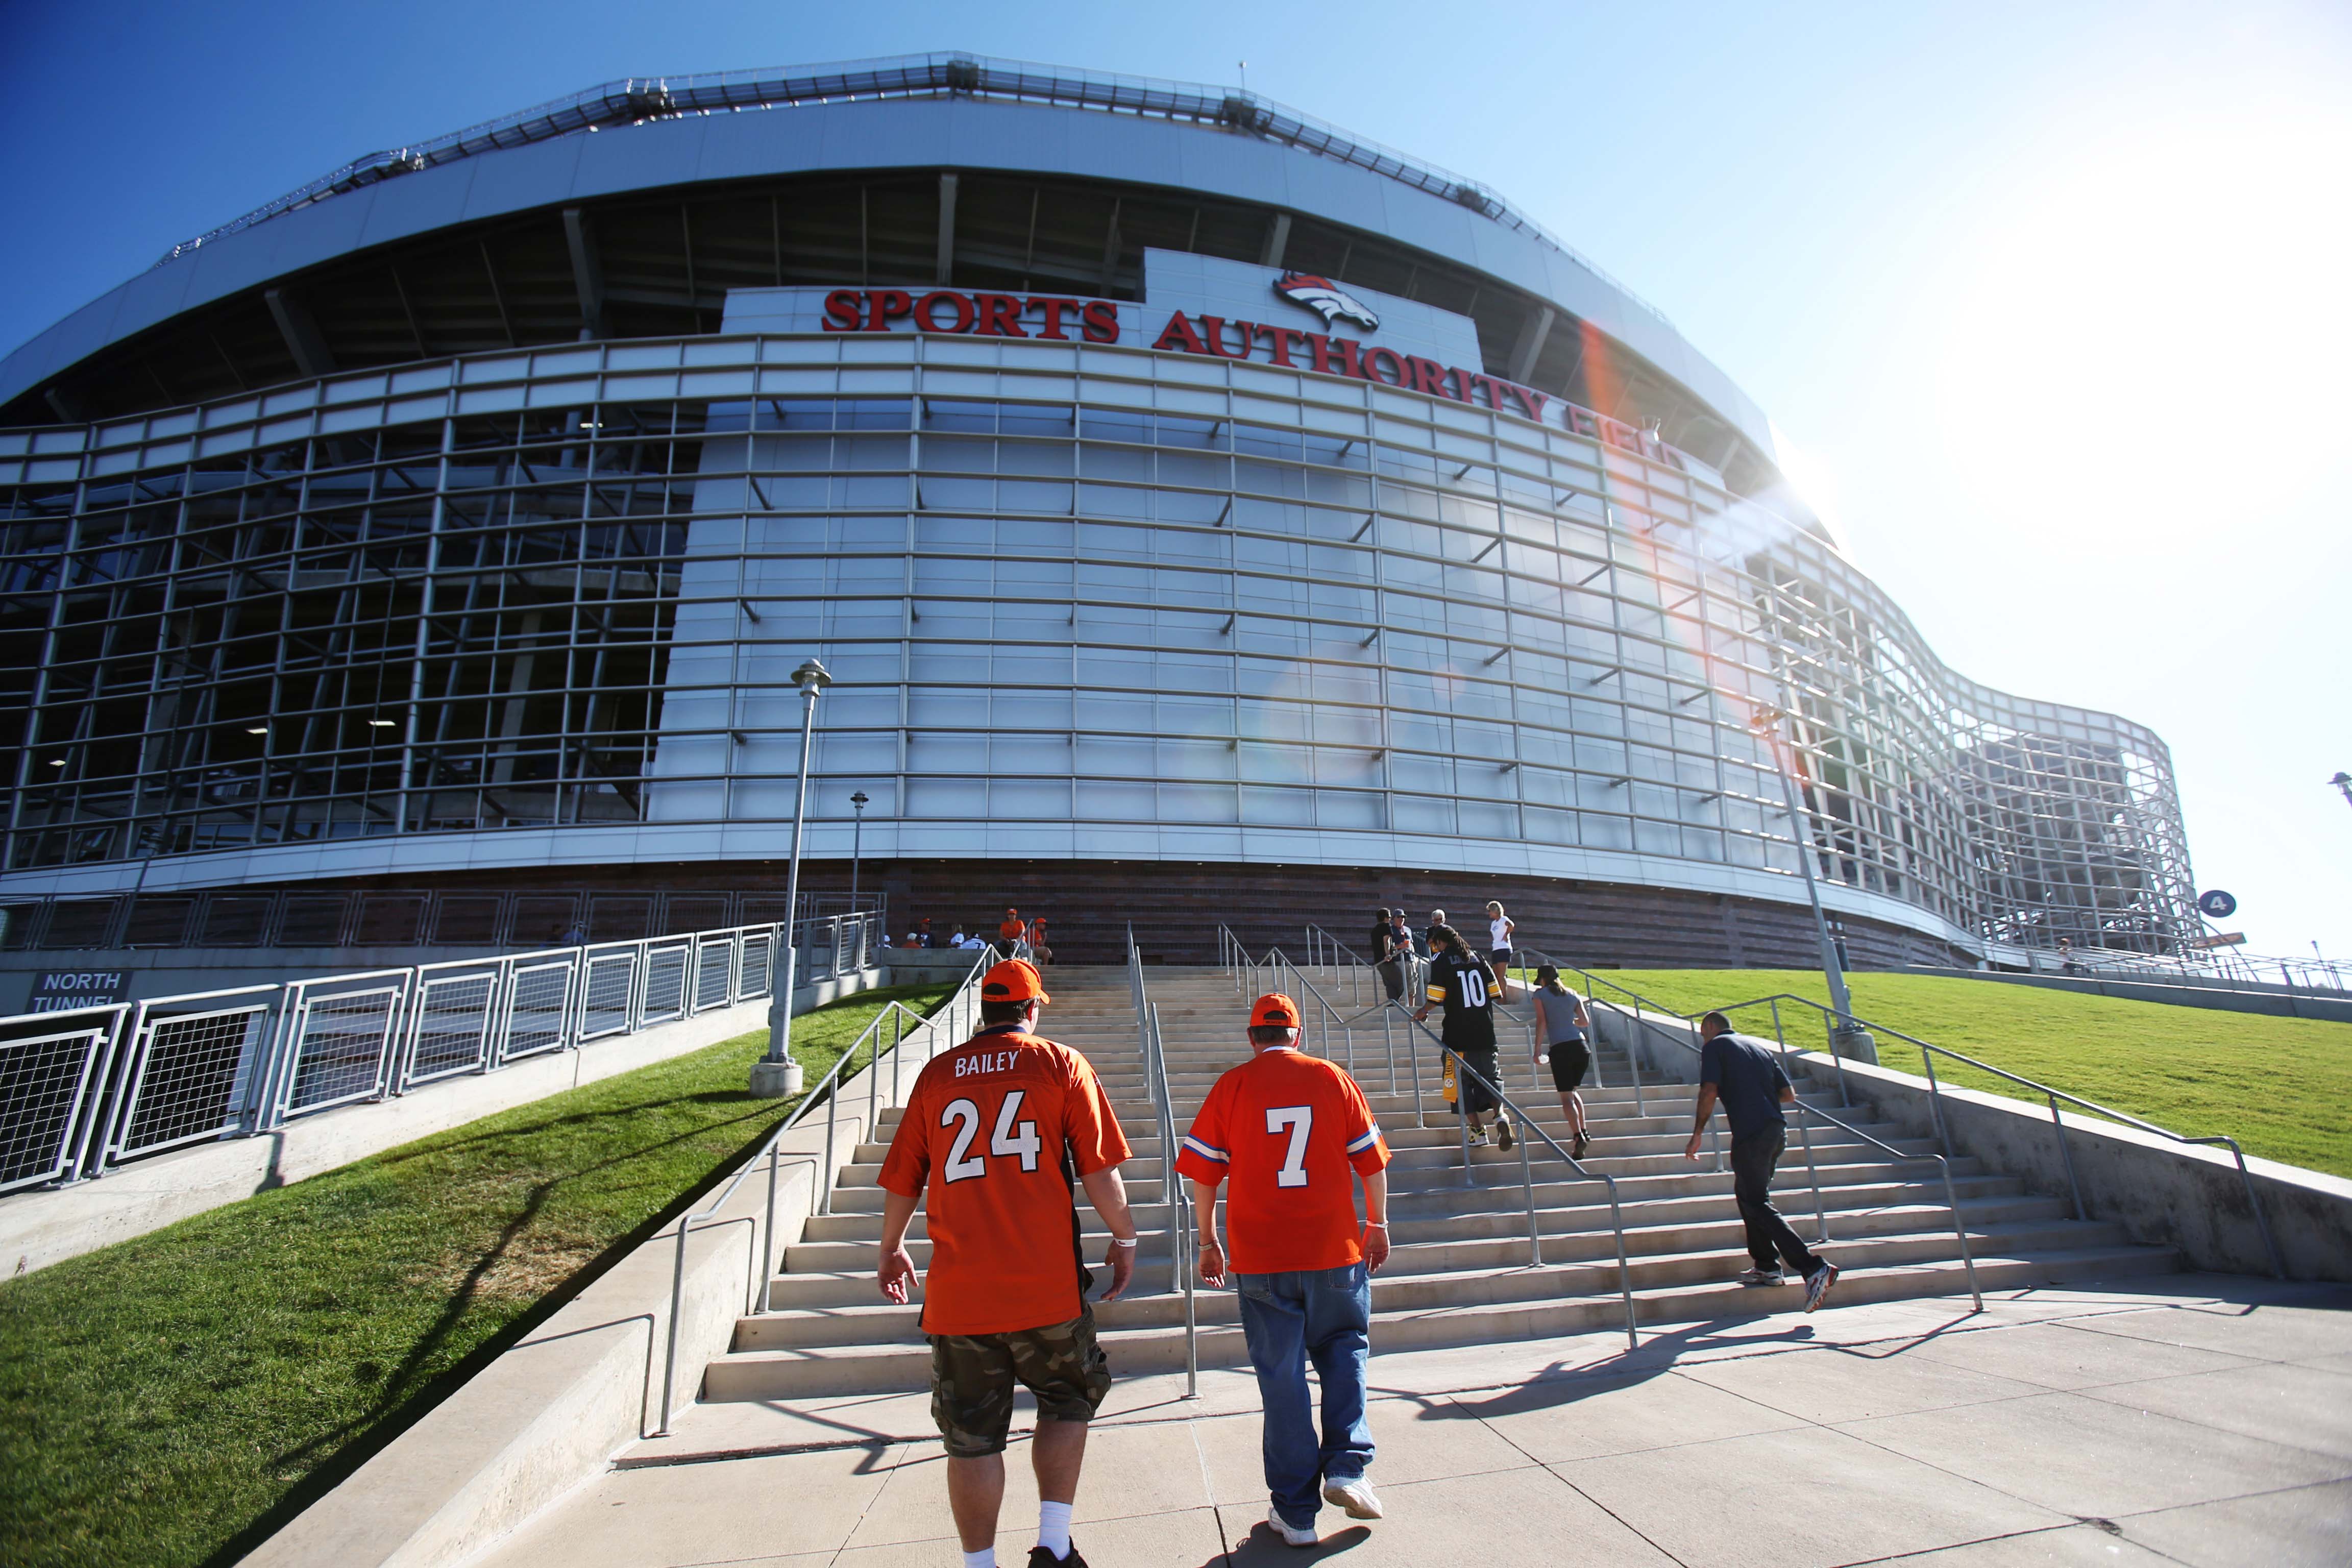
top-left (1234, 1263), bottom-right (1375, 1527)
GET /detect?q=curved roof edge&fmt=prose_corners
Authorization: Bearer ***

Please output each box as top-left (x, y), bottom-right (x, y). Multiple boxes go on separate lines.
top-left (0, 55), bottom-right (1779, 467)
top-left (148, 53), bottom-right (1674, 322)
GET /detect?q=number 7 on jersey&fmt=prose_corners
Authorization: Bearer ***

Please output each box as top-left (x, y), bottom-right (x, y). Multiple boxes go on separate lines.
top-left (1266, 1105), bottom-right (1312, 1187)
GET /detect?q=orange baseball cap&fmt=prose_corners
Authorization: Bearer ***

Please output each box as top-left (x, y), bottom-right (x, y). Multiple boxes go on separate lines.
top-left (1251, 992), bottom-right (1301, 1028)
top-left (982, 958), bottom-right (1050, 1004)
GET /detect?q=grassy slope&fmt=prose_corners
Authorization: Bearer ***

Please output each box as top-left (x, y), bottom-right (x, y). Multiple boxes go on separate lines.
top-left (0, 982), bottom-right (950, 1568)
top-left (1542, 967), bottom-right (2351, 1179)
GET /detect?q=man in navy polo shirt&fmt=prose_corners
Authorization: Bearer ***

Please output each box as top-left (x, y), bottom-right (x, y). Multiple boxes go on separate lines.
top-left (1685, 1011), bottom-right (1839, 1311)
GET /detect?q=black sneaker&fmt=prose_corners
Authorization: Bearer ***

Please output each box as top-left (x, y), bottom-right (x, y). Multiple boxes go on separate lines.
top-left (1495, 1116), bottom-right (1514, 1152)
top-left (1029, 1545), bottom-right (1088, 1568)
top-left (1573, 1131), bottom-right (1591, 1160)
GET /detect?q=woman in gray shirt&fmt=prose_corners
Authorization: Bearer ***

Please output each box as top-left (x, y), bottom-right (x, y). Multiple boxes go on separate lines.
top-left (1530, 966), bottom-right (1594, 1159)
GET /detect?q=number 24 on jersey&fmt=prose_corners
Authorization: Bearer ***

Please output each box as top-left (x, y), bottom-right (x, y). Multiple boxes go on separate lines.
top-left (941, 1090), bottom-right (1043, 1181)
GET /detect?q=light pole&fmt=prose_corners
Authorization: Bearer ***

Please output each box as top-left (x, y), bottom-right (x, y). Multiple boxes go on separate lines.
top-left (848, 790), bottom-right (869, 912)
top-left (751, 657), bottom-right (831, 1097)
top-left (1750, 702), bottom-right (1875, 1064)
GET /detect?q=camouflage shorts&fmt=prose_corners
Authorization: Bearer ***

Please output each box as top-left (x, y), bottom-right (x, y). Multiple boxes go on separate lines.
top-left (928, 1309), bottom-right (1112, 1458)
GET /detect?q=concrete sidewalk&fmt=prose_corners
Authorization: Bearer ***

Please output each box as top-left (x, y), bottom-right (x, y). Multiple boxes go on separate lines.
top-left (470, 1276), bottom-right (2352, 1568)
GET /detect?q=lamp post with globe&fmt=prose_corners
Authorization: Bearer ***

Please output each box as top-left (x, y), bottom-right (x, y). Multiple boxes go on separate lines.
top-left (752, 657), bottom-right (830, 1097)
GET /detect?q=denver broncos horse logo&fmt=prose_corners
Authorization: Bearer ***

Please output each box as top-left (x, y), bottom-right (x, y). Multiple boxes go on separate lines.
top-left (1272, 272), bottom-right (1381, 332)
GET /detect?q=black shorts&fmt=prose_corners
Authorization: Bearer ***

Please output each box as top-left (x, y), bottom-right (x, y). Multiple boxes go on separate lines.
top-left (927, 1309), bottom-right (1111, 1458)
top-left (1489, 947), bottom-right (1513, 971)
top-left (1548, 1038), bottom-right (1591, 1093)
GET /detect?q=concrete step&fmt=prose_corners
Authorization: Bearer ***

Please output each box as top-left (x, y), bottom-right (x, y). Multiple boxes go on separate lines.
top-left (758, 1190), bottom-right (2073, 1312)
top-left (780, 1169), bottom-right (2024, 1272)
top-left (704, 1242), bottom-right (2176, 1400)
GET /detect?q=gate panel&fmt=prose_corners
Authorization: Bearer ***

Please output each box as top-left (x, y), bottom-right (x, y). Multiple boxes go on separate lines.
top-left (578, 949), bottom-right (640, 1040)
top-left (112, 1006), bottom-right (273, 1162)
top-left (499, 960), bottom-right (575, 1062)
top-left (403, 971), bottom-right (499, 1086)
top-left (282, 988), bottom-right (403, 1117)
top-left (0, 1028), bottom-right (112, 1192)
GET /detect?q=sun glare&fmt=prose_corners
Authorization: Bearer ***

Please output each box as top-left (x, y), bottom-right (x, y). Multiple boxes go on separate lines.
top-left (1921, 99), bottom-right (2352, 551)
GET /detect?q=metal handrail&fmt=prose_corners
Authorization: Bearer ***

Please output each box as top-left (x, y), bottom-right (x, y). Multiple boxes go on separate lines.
top-left (1458, 958), bottom-right (1984, 1305)
top-left (1512, 946), bottom-right (1653, 1114)
top-left (1262, 947), bottom-right (1358, 1078)
top-left (1303, 923), bottom-right (1380, 1010)
top-left (1128, 925), bottom-right (1197, 1398)
top-left (1384, 1000), bottom-right (1638, 1350)
top-left (1698, 989), bottom-right (2285, 1279)
top-left (654, 949), bottom-right (994, 1434)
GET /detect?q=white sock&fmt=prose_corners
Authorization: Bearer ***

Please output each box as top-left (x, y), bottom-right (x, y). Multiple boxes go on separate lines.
top-left (963, 1550), bottom-right (996, 1568)
top-left (1037, 1500), bottom-right (1073, 1559)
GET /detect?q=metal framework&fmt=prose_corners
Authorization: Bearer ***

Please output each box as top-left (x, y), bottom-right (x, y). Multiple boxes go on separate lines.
top-left (0, 328), bottom-right (2199, 954)
top-left (0, 910), bottom-right (883, 1185)
top-left (150, 52), bottom-right (1660, 327)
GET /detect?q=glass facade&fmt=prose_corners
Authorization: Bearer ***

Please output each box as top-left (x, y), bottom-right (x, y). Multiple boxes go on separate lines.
top-left (0, 331), bottom-right (2196, 952)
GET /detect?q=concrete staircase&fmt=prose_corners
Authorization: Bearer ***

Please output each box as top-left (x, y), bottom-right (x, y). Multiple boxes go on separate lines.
top-left (699, 965), bottom-right (2175, 1403)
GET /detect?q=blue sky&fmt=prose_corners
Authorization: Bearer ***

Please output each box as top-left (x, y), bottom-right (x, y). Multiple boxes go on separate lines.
top-left (3, 1), bottom-right (2346, 962)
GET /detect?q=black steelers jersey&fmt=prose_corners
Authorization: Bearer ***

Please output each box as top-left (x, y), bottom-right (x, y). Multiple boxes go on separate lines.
top-left (1426, 950), bottom-right (1500, 1050)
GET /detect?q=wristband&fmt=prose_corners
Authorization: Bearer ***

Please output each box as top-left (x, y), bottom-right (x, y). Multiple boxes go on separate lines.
top-left (1364, 1222), bottom-right (1388, 1230)
top-left (1110, 1237), bottom-right (1138, 1248)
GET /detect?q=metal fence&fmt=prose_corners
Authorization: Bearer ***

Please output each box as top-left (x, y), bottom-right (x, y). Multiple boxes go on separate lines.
top-left (0, 887), bottom-right (885, 954)
top-left (0, 911), bottom-right (889, 1189)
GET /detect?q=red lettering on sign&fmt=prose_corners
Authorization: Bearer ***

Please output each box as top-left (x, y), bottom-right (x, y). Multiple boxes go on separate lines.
top-left (916, 291), bottom-right (976, 333)
top-left (1199, 316), bottom-right (1255, 358)
top-left (1154, 311), bottom-right (1209, 353)
top-left (1360, 347), bottom-right (1408, 386)
top-left (1081, 300), bottom-right (1119, 342)
top-left (1407, 357), bottom-right (1454, 400)
top-left (974, 294), bottom-right (1027, 337)
top-left (1300, 333), bottom-right (1338, 377)
top-left (1257, 324), bottom-right (1309, 368)
top-left (864, 290), bottom-right (913, 332)
top-left (821, 289), bottom-right (864, 332)
top-left (1506, 384), bottom-right (1549, 422)
top-left (1567, 406), bottom-right (1598, 436)
top-left (1031, 298), bottom-right (1081, 340)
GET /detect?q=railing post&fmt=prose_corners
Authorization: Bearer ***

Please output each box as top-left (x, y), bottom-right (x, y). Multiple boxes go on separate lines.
top-left (1937, 1155), bottom-right (1984, 1311)
top-left (760, 1145), bottom-right (779, 1316)
top-left (1607, 1179), bottom-right (1637, 1351)
top-left (821, 1072), bottom-right (839, 1217)
top-left (2226, 1141), bottom-right (2286, 1279)
top-left (1779, 1041), bottom-right (1830, 1244)
top-left (657, 1214), bottom-right (690, 1435)
top-left (2047, 1091), bottom-right (2085, 1221)
top-left (1921, 1048), bottom-right (1954, 1160)
top-left (1519, 1128), bottom-right (1541, 1266)
top-left (1455, 1049), bottom-right (1473, 1188)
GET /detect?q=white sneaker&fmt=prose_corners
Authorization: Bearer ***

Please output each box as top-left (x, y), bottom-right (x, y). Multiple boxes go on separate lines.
top-left (1266, 1506), bottom-right (1318, 1547)
top-left (1322, 1476), bottom-right (1383, 1519)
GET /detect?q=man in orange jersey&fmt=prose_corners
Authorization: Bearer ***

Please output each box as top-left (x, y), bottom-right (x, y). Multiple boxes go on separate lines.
top-left (877, 959), bottom-right (1138, 1568)
top-left (996, 907), bottom-right (1026, 958)
top-left (1178, 993), bottom-right (1392, 1548)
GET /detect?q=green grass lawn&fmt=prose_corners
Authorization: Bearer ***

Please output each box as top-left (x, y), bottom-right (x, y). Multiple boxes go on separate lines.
top-left (0, 982), bottom-right (950, 1568)
top-left (1515, 966), bottom-right (2352, 1179)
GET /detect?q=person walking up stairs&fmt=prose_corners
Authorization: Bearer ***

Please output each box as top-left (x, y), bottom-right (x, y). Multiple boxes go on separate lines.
top-left (874, 960), bottom-right (1141, 1568)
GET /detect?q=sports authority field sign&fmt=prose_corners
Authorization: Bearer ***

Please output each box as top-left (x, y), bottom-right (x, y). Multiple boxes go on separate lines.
top-left (816, 279), bottom-right (1688, 472)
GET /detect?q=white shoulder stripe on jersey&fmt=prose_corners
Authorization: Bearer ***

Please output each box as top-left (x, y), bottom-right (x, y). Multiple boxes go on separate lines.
top-left (1181, 1135), bottom-right (1230, 1163)
top-left (1344, 1127), bottom-right (1380, 1154)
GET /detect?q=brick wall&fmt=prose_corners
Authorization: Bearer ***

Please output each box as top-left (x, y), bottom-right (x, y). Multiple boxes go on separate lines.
top-left (283, 858), bottom-right (1972, 970)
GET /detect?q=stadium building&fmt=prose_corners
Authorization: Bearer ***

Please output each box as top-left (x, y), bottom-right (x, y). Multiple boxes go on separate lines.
top-left (0, 55), bottom-right (2199, 967)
